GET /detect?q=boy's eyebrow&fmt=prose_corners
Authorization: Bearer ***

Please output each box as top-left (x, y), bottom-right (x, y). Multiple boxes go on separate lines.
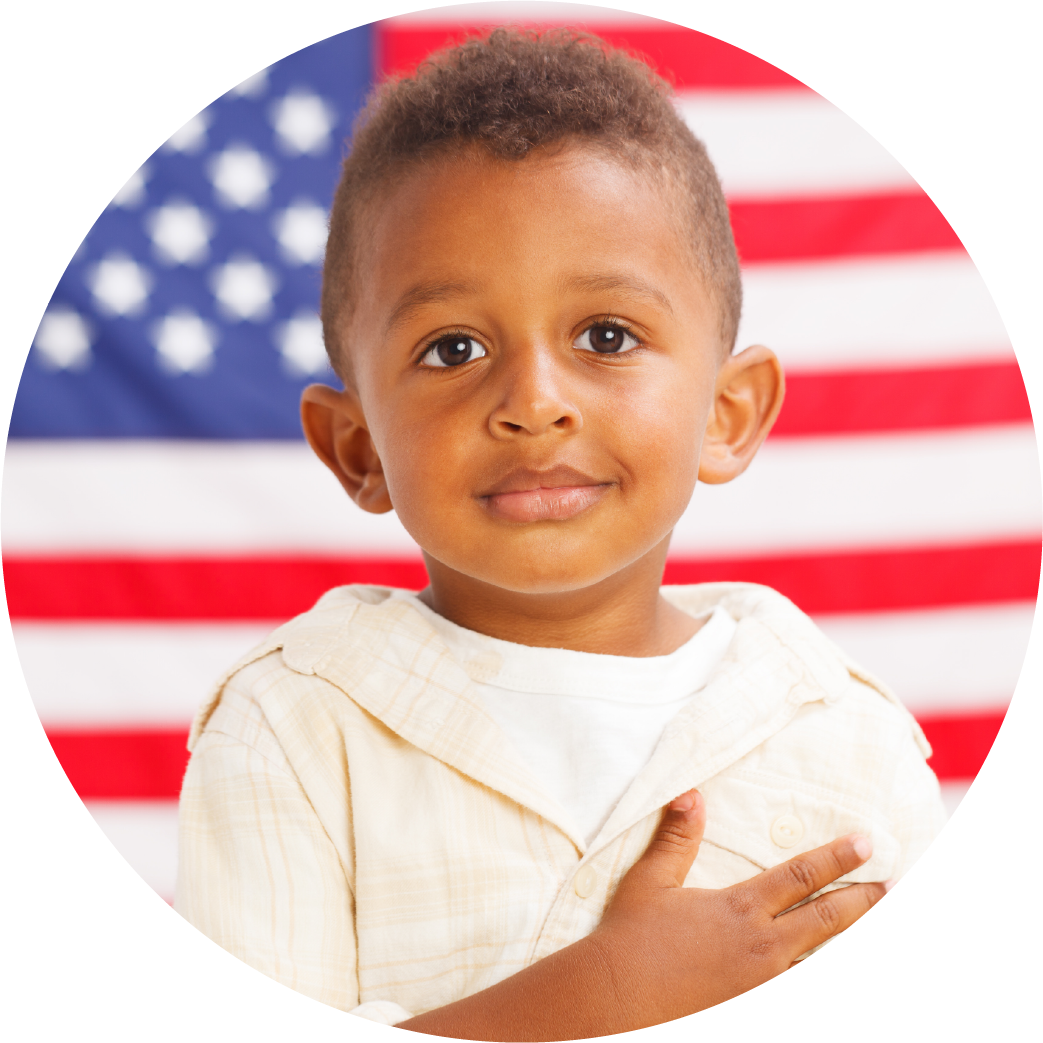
top-left (384, 281), bottom-right (479, 336)
top-left (562, 273), bottom-right (674, 315)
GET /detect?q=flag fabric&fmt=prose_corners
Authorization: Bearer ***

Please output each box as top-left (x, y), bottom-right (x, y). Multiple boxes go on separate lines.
top-left (5, 6), bottom-right (1039, 903)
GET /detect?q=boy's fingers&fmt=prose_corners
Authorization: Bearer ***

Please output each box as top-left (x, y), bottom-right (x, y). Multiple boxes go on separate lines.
top-left (624, 790), bottom-right (706, 891)
top-left (740, 834), bottom-right (874, 916)
top-left (775, 881), bottom-right (887, 955)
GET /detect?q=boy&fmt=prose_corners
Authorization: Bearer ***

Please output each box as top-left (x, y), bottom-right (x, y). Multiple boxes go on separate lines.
top-left (176, 29), bottom-right (945, 1039)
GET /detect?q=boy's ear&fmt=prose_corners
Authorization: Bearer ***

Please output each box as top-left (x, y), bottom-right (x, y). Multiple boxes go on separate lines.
top-left (698, 345), bottom-right (785, 485)
top-left (300, 384), bottom-right (394, 514)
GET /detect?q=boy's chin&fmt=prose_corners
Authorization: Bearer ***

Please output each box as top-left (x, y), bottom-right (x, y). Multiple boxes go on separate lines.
top-left (423, 541), bottom-right (669, 598)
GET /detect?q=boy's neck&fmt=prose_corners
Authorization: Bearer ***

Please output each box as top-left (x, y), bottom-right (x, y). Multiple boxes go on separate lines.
top-left (418, 539), bottom-right (702, 658)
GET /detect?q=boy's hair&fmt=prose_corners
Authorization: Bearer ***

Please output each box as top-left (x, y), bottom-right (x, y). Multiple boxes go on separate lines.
top-left (321, 27), bottom-right (742, 373)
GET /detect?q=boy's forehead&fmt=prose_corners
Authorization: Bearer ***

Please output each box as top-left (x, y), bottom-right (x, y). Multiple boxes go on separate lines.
top-left (353, 145), bottom-right (711, 324)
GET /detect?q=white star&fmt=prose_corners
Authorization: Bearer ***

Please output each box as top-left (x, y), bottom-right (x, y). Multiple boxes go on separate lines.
top-left (164, 111), bottom-right (210, 153)
top-left (111, 164), bottom-right (149, 208)
top-left (209, 255), bottom-right (278, 321)
top-left (33, 306), bottom-right (92, 370)
top-left (229, 69), bottom-right (268, 98)
top-left (152, 309), bottom-right (217, 373)
top-left (272, 200), bottom-right (328, 265)
top-left (88, 253), bottom-right (153, 316)
top-left (276, 312), bottom-right (330, 376)
top-left (146, 201), bottom-right (214, 265)
top-left (208, 145), bottom-right (275, 209)
top-left (270, 90), bottom-right (336, 155)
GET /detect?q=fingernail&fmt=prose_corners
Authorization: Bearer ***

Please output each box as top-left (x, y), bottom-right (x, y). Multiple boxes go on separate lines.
top-left (670, 791), bottom-right (695, 813)
top-left (852, 835), bottom-right (872, 861)
top-left (883, 878), bottom-right (897, 893)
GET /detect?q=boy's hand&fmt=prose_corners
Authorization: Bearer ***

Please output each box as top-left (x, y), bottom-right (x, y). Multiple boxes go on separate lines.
top-left (589, 789), bottom-right (887, 1029)
top-left (399, 790), bottom-right (886, 1040)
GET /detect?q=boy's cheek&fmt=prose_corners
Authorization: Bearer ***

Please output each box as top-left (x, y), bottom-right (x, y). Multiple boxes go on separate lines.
top-left (370, 371), bottom-right (706, 532)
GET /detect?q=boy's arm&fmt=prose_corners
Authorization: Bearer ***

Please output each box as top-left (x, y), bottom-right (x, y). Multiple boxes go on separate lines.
top-left (398, 791), bottom-right (885, 1041)
top-left (176, 725), bottom-right (361, 1013)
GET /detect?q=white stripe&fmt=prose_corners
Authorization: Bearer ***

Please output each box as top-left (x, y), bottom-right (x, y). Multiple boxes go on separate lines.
top-left (1, 440), bottom-right (420, 553)
top-left (674, 424), bottom-right (1040, 555)
top-left (677, 90), bottom-right (916, 198)
top-left (5, 427), bottom-right (1039, 554)
top-left (85, 799), bottom-right (179, 903)
top-left (737, 253), bottom-right (1014, 371)
top-left (21, 604), bottom-right (1030, 727)
top-left (939, 781), bottom-right (972, 818)
top-left (18, 622), bottom-right (274, 726)
top-left (815, 603), bottom-right (1033, 716)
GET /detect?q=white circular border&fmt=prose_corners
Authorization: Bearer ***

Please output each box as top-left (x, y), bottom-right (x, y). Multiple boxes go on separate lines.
top-left (2, 1), bottom-right (1039, 1038)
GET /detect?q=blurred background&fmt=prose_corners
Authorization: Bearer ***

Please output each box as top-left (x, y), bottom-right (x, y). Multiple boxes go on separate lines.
top-left (4, 2), bottom-right (1039, 903)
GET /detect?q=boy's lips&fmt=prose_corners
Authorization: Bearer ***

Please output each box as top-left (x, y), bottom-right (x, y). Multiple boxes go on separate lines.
top-left (478, 466), bottom-right (612, 523)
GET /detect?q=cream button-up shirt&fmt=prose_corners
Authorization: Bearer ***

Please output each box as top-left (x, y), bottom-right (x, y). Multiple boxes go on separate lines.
top-left (175, 583), bottom-right (946, 1020)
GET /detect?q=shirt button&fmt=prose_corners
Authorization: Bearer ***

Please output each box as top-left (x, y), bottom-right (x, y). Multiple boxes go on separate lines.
top-left (770, 815), bottom-right (804, 849)
top-left (573, 865), bottom-right (598, 898)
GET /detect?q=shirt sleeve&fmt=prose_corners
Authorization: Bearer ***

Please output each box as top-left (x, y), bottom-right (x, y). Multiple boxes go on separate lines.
top-left (175, 673), bottom-right (393, 1016)
top-left (851, 679), bottom-right (949, 879)
top-left (350, 1001), bottom-right (415, 1025)
top-left (886, 727), bottom-right (949, 880)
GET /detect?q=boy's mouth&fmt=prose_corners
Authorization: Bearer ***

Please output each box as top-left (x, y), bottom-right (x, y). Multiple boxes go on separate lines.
top-left (478, 466), bottom-right (611, 523)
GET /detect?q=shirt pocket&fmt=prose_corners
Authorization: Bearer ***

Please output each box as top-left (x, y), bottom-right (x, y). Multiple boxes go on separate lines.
top-left (694, 772), bottom-right (901, 886)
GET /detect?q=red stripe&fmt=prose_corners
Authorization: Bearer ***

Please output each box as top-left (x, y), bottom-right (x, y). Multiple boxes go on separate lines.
top-left (6, 540), bottom-right (1039, 621)
top-left (44, 711), bottom-right (1005, 798)
top-left (918, 710), bottom-right (1005, 780)
top-left (660, 541), bottom-right (1041, 614)
top-left (47, 728), bottom-right (191, 800)
top-left (376, 23), bottom-right (806, 89)
top-left (773, 362), bottom-right (1031, 437)
top-left (3, 555), bottom-right (430, 622)
top-left (729, 191), bottom-right (963, 263)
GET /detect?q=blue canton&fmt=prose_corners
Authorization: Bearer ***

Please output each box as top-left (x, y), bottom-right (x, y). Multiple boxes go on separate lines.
top-left (13, 26), bottom-right (373, 439)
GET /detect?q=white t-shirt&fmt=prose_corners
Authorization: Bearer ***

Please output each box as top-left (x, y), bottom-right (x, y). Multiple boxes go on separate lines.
top-left (401, 593), bottom-right (738, 845)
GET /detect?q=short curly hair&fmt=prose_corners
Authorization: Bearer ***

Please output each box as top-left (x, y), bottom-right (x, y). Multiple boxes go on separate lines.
top-left (321, 28), bottom-right (742, 372)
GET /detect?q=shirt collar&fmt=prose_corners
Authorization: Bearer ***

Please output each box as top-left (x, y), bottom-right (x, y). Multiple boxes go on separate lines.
top-left (276, 583), bottom-right (854, 855)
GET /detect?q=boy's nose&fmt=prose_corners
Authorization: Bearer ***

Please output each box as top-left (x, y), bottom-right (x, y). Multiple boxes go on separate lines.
top-left (487, 348), bottom-right (583, 439)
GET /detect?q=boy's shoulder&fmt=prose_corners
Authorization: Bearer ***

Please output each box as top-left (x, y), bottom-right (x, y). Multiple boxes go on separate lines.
top-left (187, 584), bottom-right (407, 747)
top-left (665, 582), bottom-right (930, 757)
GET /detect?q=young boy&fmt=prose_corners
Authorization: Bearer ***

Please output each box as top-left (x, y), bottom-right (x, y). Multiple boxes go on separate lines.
top-left (176, 29), bottom-right (946, 1039)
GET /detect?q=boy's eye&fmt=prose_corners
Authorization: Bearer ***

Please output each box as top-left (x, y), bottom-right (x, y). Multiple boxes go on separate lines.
top-left (573, 324), bottom-right (640, 354)
top-left (420, 336), bottom-right (487, 368)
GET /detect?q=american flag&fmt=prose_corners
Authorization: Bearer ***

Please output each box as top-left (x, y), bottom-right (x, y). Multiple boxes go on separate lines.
top-left (6, 6), bottom-right (1039, 904)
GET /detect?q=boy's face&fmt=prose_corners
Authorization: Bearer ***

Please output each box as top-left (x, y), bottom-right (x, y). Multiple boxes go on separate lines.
top-left (306, 144), bottom-right (781, 596)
